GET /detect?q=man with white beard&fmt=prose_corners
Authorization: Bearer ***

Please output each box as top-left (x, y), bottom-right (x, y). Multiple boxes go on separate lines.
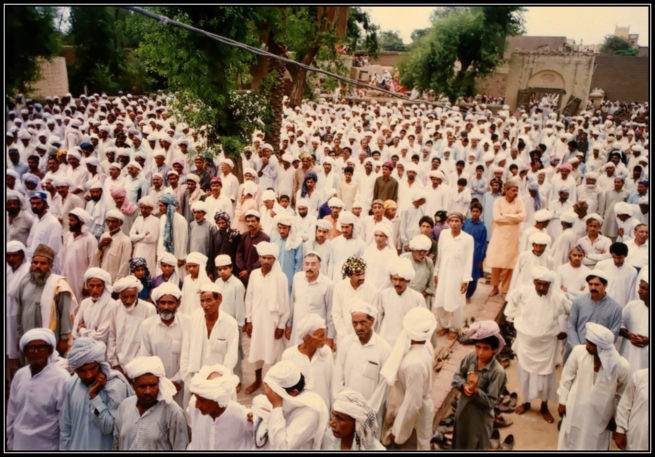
top-left (505, 267), bottom-right (570, 423)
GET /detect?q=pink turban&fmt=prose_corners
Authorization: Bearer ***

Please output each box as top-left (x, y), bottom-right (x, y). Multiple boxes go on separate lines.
top-left (110, 186), bottom-right (127, 198)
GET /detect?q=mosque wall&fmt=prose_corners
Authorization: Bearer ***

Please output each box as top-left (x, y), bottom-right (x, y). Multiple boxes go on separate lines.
top-left (590, 55), bottom-right (649, 102)
top-left (28, 57), bottom-right (69, 99)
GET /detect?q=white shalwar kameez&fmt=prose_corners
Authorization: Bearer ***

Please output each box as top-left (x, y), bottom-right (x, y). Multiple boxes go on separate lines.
top-left (62, 232), bottom-right (98, 306)
top-left (557, 344), bottom-right (630, 450)
top-left (376, 287), bottom-right (425, 346)
top-left (282, 345), bottom-right (334, 411)
top-left (107, 299), bottom-right (156, 369)
top-left (362, 244), bottom-right (397, 291)
top-left (156, 212), bottom-right (188, 278)
top-left (187, 400), bottom-right (254, 450)
top-left (331, 279), bottom-right (377, 344)
top-left (619, 300), bottom-right (648, 374)
top-left (330, 236), bottom-right (366, 281)
top-left (245, 263), bottom-right (290, 365)
top-left (129, 214), bottom-right (160, 274)
top-left (73, 294), bottom-right (118, 345)
top-left (505, 285), bottom-right (569, 402)
top-left (615, 368), bottom-right (648, 450)
top-left (556, 263), bottom-right (590, 302)
top-left (596, 259), bottom-right (638, 307)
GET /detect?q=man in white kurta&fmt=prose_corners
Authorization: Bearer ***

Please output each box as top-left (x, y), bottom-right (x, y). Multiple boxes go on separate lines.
top-left (556, 245), bottom-right (591, 302)
top-left (331, 256), bottom-right (377, 345)
top-left (106, 276), bottom-right (156, 373)
top-left (244, 242), bottom-right (290, 394)
top-left (129, 196), bottom-right (160, 275)
top-left (7, 329), bottom-right (70, 450)
top-left (6, 241), bottom-right (31, 368)
top-left (180, 281), bottom-right (239, 406)
top-left (432, 212), bottom-right (474, 336)
top-left (550, 211), bottom-right (579, 267)
top-left (557, 322), bottom-right (631, 450)
top-left (330, 211), bottom-right (366, 281)
top-left (26, 192), bottom-right (64, 274)
top-left (619, 278), bottom-right (648, 374)
top-left (596, 242), bottom-right (638, 308)
top-left (62, 208), bottom-right (98, 305)
top-left (73, 268), bottom-right (117, 346)
top-left (507, 231), bottom-right (555, 294)
top-left (376, 258), bottom-right (425, 346)
top-left (613, 368), bottom-right (648, 451)
top-left (504, 267), bottom-right (570, 423)
top-left (94, 209), bottom-right (132, 284)
top-left (282, 314), bottom-right (334, 411)
top-left (362, 222), bottom-right (397, 292)
top-left (138, 283), bottom-right (189, 406)
top-left (178, 252), bottom-right (211, 316)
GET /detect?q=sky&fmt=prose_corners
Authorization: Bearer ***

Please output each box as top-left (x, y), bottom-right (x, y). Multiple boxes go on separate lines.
top-left (363, 6), bottom-right (650, 47)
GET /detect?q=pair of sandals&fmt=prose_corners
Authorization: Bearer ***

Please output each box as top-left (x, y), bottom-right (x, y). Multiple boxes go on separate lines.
top-left (431, 430), bottom-right (454, 450)
top-left (490, 430), bottom-right (514, 450)
top-left (498, 391), bottom-right (518, 412)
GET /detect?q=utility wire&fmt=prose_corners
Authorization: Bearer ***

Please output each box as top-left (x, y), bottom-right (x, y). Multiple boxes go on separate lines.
top-left (125, 6), bottom-right (464, 113)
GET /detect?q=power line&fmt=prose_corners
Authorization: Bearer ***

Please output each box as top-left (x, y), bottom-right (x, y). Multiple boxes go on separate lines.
top-left (125, 6), bottom-right (461, 113)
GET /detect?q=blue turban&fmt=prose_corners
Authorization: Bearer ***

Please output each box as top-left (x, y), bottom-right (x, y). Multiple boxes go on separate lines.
top-left (159, 193), bottom-right (179, 255)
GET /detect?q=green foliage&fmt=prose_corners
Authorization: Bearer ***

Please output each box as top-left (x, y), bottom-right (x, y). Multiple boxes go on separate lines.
top-left (600, 35), bottom-right (638, 56)
top-left (379, 30), bottom-right (407, 52)
top-left (5, 6), bottom-right (61, 96)
top-left (409, 28), bottom-right (430, 48)
top-left (345, 7), bottom-right (379, 57)
top-left (400, 6), bottom-right (524, 103)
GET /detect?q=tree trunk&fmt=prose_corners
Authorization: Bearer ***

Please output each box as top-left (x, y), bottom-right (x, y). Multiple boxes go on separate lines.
top-left (265, 36), bottom-right (287, 155)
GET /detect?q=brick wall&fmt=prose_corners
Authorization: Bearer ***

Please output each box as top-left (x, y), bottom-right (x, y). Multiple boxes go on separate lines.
top-left (28, 57), bottom-right (69, 99)
top-left (590, 55), bottom-right (649, 101)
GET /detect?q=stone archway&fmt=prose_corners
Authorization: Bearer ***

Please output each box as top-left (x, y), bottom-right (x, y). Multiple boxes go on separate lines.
top-left (527, 70), bottom-right (566, 90)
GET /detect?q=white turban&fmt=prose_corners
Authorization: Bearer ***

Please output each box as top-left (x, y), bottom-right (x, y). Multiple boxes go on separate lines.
top-left (380, 307), bottom-right (436, 385)
top-left (256, 241), bottom-right (279, 258)
top-left (409, 234), bottom-right (432, 251)
top-left (532, 266), bottom-right (555, 283)
top-left (534, 209), bottom-right (553, 222)
top-left (388, 257), bottom-right (416, 281)
top-left (152, 283), bottom-right (182, 302)
top-left (296, 198), bottom-right (310, 208)
top-left (127, 160), bottom-right (142, 171)
top-left (243, 181), bottom-right (258, 197)
top-left (263, 360), bottom-right (329, 450)
top-left (586, 268), bottom-right (609, 283)
top-left (585, 213), bottom-right (603, 224)
top-left (349, 298), bottom-right (378, 320)
top-left (138, 195), bottom-right (155, 208)
top-left (69, 207), bottom-right (91, 226)
top-left (84, 267), bottom-right (113, 292)
top-left (191, 200), bottom-right (208, 213)
top-left (410, 187), bottom-right (425, 203)
top-left (561, 211), bottom-right (577, 225)
top-left (124, 356), bottom-right (176, 403)
top-left (185, 251), bottom-right (208, 267)
top-left (214, 254), bottom-right (232, 267)
top-left (585, 322), bottom-right (623, 384)
top-left (67, 150), bottom-right (82, 161)
top-left (316, 219), bottom-right (332, 230)
top-left (613, 201), bottom-right (632, 215)
top-left (189, 364), bottom-right (240, 407)
top-left (245, 209), bottom-right (260, 219)
top-left (338, 211), bottom-right (357, 226)
top-left (113, 275), bottom-right (144, 293)
top-left (87, 179), bottom-right (103, 190)
top-left (262, 189), bottom-right (276, 201)
top-left (529, 231), bottom-right (551, 246)
top-left (295, 313), bottom-right (326, 341)
top-left (7, 240), bottom-right (27, 254)
top-left (373, 221), bottom-right (392, 239)
top-left (105, 208), bottom-right (124, 222)
top-left (197, 281), bottom-right (222, 295)
top-left (332, 389), bottom-right (379, 450)
top-left (276, 213), bottom-right (295, 227)
top-left (328, 197), bottom-right (344, 208)
top-left (158, 252), bottom-right (178, 266)
top-left (19, 328), bottom-right (58, 363)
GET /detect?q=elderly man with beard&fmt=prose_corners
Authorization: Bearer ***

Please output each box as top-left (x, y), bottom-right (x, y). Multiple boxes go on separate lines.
top-left (138, 283), bottom-right (188, 406)
top-left (505, 267), bottom-right (571, 423)
top-left (73, 268), bottom-right (116, 346)
top-left (17, 244), bottom-right (75, 359)
top-left (62, 208), bottom-right (98, 304)
top-left (60, 337), bottom-right (133, 450)
top-left (7, 190), bottom-right (34, 245)
top-left (113, 356), bottom-right (188, 450)
top-left (7, 329), bottom-right (70, 450)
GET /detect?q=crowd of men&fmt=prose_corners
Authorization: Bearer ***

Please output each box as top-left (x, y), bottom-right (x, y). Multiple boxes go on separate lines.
top-left (5, 90), bottom-right (649, 450)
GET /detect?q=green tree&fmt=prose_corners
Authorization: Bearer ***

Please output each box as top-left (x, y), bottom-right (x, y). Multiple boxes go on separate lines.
top-left (5, 6), bottom-right (61, 96)
top-left (400, 6), bottom-right (525, 103)
top-left (345, 6), bottom-right (379, 56)
top-left (600, 35), bottom-right (638, 56)
top-left (379, 30), bottom-right (407, 52)
top-left (409, 28), bottom-right (430, 48)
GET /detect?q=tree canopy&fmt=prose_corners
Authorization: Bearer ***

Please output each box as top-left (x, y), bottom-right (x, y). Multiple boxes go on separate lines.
top-left (6, 6), bottom-right (61, 96)
top-left (600, 35), bottom-right (638, 56)
top-left (379, 30), bottom-right (407, 52)
top-left (399, 6), bottom-right (525, 103)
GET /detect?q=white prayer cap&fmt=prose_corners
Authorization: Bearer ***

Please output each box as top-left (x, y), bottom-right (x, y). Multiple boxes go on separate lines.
top-left (534, 209), bottom-right (553, 222)
top-left (125, 356), bottom-right (176, 403)
top-left (262, 189), bottom-right (276, 201)
top-left (256, 241), bottom-right (279, 258)
top-left (214, 254), bottom-right (232, 267)
top-left (245, 209), bottom-right (260, 219)
top-left (373, 221), bottom-right (392, 239)
top-left (189, 364), bottom-right (240, 407)
top-left (158, 251), bottom-right (178, 266)
top-left (561, 211), bottom-right (577, 225)
top-left (197, 281), bottom-right (222, 295)
top-left (585, 213), bottom-right (603, 224)
top-left (529, 231), bottom-right (550, 245)
top-left (113, 275), bottom-right (143, 293)
top-left (276, 213), bottom-right (295, 227)
top-left (349, 298), bottom-right (378, 320)
top-left (185, 251), bottom-right (208, 266)
top-left (7, 240), bottom-right (27, 254)
top-left (586, 269), bottom-right (609, 283)
top-left (105, 208), bottom-right (124, 222)
top-left (108, 162), bottom-right (121, 170)
top-left (296, 313), bottom-right (326, 341)
top-left (153, 150), bottom-right (166, 158)
top-left (242, 181), bottom-right (258, 196)
top-left (352, 200), bottom-right (365, 210)
top-left (316, 219), bottom-right (332, 230)
top-left (191, 200), bottom-right (208, 213)
top-left (584, 322), bottom-right (622, 384)
top-left (152, 282), bottom-right (182, 302)
top-left (409, 234), bottom-right (432, 251)
top-left (69, 207), bottom-right (91, 226)
top-left (338, 211), bottom-right (357, 226)
top-left (138, 195), bottom-right (155, 208)
top-left (83, 267), bottom-right (112, 291)
top-left (532, 266), bottom-right (555, 283)
top-left (328, 197), bottom-right (344, 208)
top-left (296, 198), bottom-right (310, 208)
top-left (185, 173), bottom-right (200, 183)
top-left (388, 257), bottom-right (416, 281)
